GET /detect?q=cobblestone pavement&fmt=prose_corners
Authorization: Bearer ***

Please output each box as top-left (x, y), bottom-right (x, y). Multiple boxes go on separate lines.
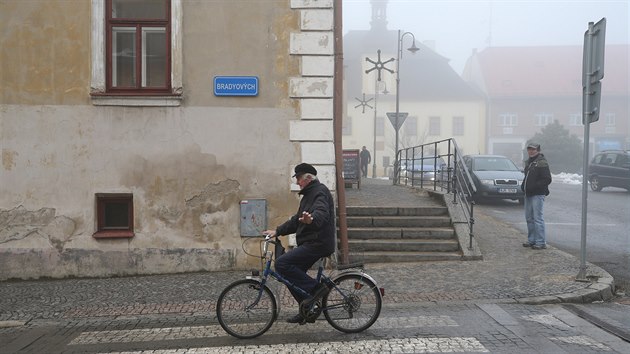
top-left (0, 178), bottom-right (628, 353)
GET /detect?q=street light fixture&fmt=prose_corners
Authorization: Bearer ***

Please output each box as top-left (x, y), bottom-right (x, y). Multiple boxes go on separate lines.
top-left (393, 30), bottom-right (419, 182)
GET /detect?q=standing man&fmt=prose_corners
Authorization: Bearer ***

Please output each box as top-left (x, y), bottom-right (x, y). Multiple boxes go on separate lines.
top-left (521, 143), bottom-right (552, 250)
top-left (360, 146), bottom-right (371, 178)
top-left (264, 163), bottom-right (336, 324)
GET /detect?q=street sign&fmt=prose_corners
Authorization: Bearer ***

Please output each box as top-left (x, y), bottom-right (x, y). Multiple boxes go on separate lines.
top-left (386, 112), bottom-right (408, 131)
top-left (214, 76), bottom-right (259, 96)
top-left (582, 18), bottom-right (606, 86)
top-left (582, 18), bottom-right (606, 124)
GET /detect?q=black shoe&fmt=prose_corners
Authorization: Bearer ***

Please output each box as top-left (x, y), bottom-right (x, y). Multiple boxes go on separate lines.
top-left (522, 242), bottom-right (533, 247)
top-left (300, 283), bottom-right (330, 308)
top-left (532, 244), bottom-right (547, 250)
top-left (286, 313), bottom-right (306, 324)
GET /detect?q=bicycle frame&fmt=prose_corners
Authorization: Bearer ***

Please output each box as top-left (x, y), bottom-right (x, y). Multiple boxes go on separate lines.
top-left (246, 235), bottom-right (327, 309)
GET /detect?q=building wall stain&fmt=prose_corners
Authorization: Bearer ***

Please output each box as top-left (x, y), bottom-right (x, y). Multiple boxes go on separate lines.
top-left (0, 206), bottom-right (76, 253)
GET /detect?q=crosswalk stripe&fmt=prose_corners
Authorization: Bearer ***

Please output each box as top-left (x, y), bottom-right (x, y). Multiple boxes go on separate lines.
top-left (94, 337), bottom-right (489, 354)
top-left (69, 316), bottom-right (458, 345)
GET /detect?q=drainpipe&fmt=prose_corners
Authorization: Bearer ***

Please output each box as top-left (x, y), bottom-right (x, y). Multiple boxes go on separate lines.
top-left (333, 0), bottom-right (349, 263)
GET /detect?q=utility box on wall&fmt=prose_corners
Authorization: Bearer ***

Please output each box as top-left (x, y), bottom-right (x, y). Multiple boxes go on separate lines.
top-left (240, 199), bottom-right (267, 236)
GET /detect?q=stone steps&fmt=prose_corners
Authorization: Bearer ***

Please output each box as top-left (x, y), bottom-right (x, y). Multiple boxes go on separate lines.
top-left (343, 206), bottom-right (461, 263)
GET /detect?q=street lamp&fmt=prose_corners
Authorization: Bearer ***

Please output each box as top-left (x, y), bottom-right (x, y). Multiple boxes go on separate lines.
top-left (365, 49), bottom-right (395, 179)
top-left (393, 30), bottom-right (419, 181)
top-left (372, 79), bottom-right (388, 178)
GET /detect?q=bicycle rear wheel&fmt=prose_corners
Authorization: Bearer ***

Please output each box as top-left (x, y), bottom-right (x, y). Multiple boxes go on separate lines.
top-left (323, 273), bottom-right (382, 333)
top-left (216, 279), bottom-right (277, 339)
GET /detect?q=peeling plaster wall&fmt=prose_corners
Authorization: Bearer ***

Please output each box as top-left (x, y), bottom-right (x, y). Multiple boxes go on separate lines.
top-left (0, 1), bottom-right (322, 280)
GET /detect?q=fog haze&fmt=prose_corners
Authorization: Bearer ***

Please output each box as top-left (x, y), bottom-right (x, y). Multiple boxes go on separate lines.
top-left (343, 0), bottom-right (629, 74)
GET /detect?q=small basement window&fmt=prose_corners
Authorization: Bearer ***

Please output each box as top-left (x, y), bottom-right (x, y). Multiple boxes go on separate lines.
top-left (94, 193), bottom-right (134, 238)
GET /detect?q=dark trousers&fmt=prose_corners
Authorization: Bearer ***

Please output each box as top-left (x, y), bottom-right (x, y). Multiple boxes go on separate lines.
top-left (361, 163), bottom-right (368, 177)
top-left (275, 242), bottom-right (331, 303)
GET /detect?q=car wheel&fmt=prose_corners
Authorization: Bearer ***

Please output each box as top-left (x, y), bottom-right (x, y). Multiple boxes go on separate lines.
top-left (589, 176), bottom-right (603, 191)
top-left (518, 198), bottom-right (524, 205)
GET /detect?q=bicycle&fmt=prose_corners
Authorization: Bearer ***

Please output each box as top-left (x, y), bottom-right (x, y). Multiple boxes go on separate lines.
top-left (216, 233), bottom-right (383, 339)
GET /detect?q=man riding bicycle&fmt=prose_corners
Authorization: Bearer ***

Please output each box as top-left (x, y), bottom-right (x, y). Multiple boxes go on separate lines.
top-left (264, 162), bottom-right (336, 324)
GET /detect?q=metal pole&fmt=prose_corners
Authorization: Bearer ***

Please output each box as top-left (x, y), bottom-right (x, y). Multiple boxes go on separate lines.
top-left (577, 22), bottom-right (594, 282)
top-left (372, 78), bottom-right (378, 178)
top-left (394, 29), bottom-right (401, 183)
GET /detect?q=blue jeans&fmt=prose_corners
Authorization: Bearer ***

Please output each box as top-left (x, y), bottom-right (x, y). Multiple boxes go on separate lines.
top-left (275, 242), bottom-right (331, 302)
top-left (524, 194), bottom-right (546, 246)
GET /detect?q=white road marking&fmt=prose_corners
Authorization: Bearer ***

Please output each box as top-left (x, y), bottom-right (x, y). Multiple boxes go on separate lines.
top-left (95, 337), bottom-right (489, 353)
top-left (550, 335), bottom-right (612, 351)
top-left (69, 316), bottom-right (458, 345)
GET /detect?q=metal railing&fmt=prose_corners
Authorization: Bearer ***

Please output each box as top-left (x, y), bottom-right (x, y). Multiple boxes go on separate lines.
top-left (394, 138), bottom-right (477, 249)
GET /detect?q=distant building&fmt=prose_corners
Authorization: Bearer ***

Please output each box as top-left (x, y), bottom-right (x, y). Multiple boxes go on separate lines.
top-left (0, 0), bottom-right (338, 279)
top-left (343, 0), bottom-right (486, 176)
top-left (463, 45), bottom-right (629, 163)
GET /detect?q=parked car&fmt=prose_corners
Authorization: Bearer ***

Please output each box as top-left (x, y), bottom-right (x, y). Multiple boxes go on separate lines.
top-left (391, 156), bottom-right (447, 184)
top-left (588, 150), bottom-right (630, 191)
top-left (463, 154), bottom-right (524, 204)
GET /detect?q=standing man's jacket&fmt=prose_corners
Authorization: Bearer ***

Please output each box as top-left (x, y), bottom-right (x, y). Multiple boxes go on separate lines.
top-left (522, 153), bottom-right (552, 196)
top-left (275, 179), bottom-right (336, 254)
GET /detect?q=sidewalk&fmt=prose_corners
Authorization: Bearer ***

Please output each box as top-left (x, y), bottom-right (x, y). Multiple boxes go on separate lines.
top-left (0, 178), bottom-right (616, 324)
top-left (346, 178), bottom-right (614, 305)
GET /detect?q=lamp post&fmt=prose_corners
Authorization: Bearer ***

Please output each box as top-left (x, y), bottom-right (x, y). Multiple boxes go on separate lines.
top-left (365, 49), bottom-right (395, 179)
top-left (372, 79), bottom-right (388, 178)
top-left (393, 30), bottom-right (419, 181)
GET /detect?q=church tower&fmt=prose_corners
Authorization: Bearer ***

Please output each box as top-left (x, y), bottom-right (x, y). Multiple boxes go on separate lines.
top-left (370, 0), bottom-right (388, 31)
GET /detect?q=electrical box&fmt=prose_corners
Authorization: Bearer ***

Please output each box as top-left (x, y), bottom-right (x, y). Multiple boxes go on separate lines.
top-left (240, 199), bottom-right (267, 237)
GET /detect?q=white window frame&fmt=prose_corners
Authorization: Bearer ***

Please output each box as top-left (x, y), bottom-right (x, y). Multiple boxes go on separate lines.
top-left (498, 113), bottom-right (517, 127)
top-left (452, 116), bottom-right (464, 136)
top-left (569, 113), bottom-right (582, 126)
top-left (535, 113), bottom-right (554, 126)
top-left (91, 0), bottom-right (183, 106)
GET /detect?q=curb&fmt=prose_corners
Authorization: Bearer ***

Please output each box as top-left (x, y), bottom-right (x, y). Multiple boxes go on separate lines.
top-left (517, 273), bottom-right (615, 305)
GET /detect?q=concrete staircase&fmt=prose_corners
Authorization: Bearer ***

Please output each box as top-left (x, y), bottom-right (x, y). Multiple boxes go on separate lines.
top-left (344, 205), bottom-right (462, 263)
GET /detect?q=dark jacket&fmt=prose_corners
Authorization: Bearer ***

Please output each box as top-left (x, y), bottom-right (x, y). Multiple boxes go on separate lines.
top-left (275, 179), bottom-right (336, 254)
top-left (522, 153), bottom-right (552, 196)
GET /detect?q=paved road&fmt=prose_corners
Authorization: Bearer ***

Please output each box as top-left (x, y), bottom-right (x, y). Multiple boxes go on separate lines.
top-left (1, 178), bottom-right (629, 353)
top-left (475, 181), bottom-right (630, 291)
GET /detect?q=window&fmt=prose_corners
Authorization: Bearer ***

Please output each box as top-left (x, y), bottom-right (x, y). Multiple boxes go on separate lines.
top-left (535, 113), bottom-right (554, 126)
top-left (106, 0), bottom-right (170, 93)
top-left (498, 113), bottom-right (517, 126)
top-left (569, 113), bottom-right (582, 126)
top-left (428, 116), bottom-right (441, 136)
top-left (343, 116), bottom-right (352, 135)
top-left (376, 116), bottom-right (384, 136)
top-left (404, 116), bottom-right (417, 137)
top-left (91, 0), bottom-right (182, 105)
top-left (94, 193), bottom-right (134, 238)
top-left (452, 116), bottom-right (464, 136)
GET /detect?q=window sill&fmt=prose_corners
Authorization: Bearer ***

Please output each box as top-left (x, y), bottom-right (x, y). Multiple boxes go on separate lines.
top-left (93, 230), bottom-right (135, 239)
top-left (91, 95), bottom-right (182, 107)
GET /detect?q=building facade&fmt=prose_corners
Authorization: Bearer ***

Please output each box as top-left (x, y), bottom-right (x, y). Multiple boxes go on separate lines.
top-left (342, 1), bottom-right (486, 177)
top-left (0, 0), bottom-right (338, 279)
top-left (463, 45), bottom-right (629, 165)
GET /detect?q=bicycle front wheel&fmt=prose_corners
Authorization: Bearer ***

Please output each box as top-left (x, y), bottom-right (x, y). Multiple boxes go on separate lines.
top-left (323, 273), bottom-right (382, 333)
top-left (216, 279), bottom-right (277, 339)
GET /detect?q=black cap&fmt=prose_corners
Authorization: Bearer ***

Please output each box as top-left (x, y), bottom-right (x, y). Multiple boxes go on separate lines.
top-left (292, 163), bottom-right (317, 177)
top-left (527, 143), bottom-right (541, 150)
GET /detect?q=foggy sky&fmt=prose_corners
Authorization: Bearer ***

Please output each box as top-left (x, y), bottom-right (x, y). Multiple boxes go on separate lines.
top-left (343, 0), bottom-right (629, 74)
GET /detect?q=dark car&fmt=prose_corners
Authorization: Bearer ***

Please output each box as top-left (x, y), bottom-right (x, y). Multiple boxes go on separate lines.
top-left (463, 154), bottom-right (525, 204)
top-left (588, 150), bottom-right (630, 191)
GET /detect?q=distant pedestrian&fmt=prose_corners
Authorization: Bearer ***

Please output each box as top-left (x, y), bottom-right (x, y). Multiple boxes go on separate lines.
top-left (521, 143), bottom-right (552, 250)
top-left (360, 146), bottom-right (371, 178)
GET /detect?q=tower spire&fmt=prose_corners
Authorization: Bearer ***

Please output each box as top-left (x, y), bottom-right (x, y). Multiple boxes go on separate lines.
top-left (370, 0), bottom-right (388, 31)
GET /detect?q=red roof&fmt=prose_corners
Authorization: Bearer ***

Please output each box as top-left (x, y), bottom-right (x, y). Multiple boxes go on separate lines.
top-left (473, 45), bottom-right (629, 97)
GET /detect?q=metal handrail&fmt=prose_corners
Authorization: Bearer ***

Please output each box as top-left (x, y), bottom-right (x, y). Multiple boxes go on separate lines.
top-left (394, 138), bottom-right (477, 249)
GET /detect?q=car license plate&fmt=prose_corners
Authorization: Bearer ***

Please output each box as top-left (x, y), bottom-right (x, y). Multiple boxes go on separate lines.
top-left (499, 188), bottom-right (518, 193)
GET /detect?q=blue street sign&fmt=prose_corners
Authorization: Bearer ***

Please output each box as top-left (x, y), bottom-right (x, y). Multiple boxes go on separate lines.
top-left (213, 76), bottom-right (259, 96)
